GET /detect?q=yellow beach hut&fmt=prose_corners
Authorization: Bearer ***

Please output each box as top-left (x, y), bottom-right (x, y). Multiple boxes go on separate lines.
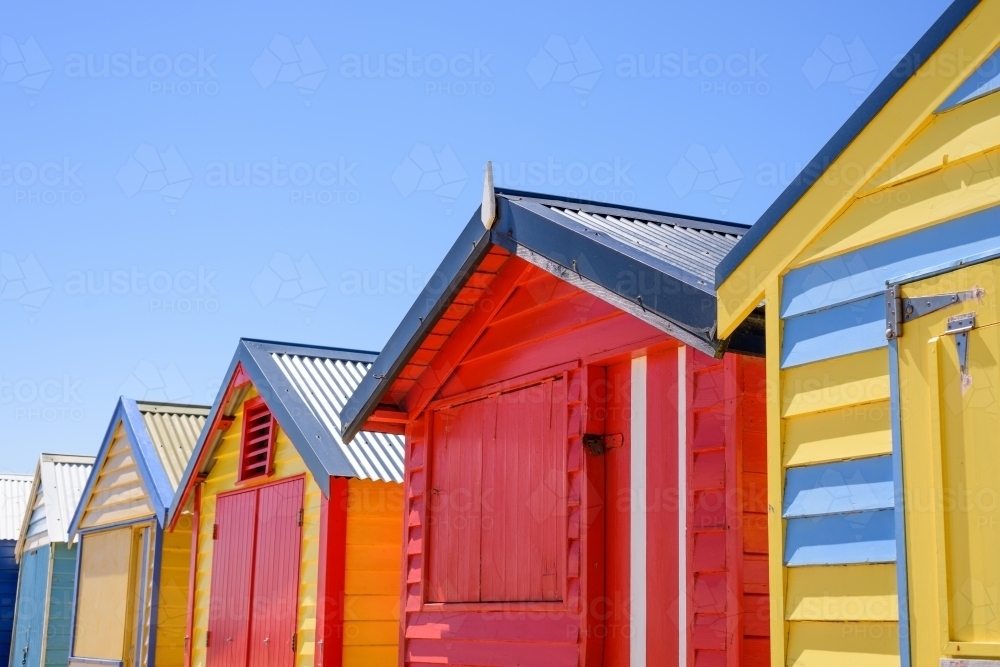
top-left (66, 399), bottom-right (208, 667)
top-left (167, 339), bottom-right (404, 667)
top-left (714, 1), bottom-right (1000, 665)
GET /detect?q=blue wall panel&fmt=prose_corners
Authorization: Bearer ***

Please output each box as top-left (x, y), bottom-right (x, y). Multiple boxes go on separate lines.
top-left (785, 508), bottom-right (896, 566)
top-left (43, 545), bottom-right (75, 667)
top-left (784, 456), bottom-right (895, 518)
top-left (8, 545), bottom-right (48, 667)
top-left (781, 205), bottom-right (1000, 319)
top-left (0, 541), bottom-right (19, 667)
top-left (780, 295), bottom-right (886, 368)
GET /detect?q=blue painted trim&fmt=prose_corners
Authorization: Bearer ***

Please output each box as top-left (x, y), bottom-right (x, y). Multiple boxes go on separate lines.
top-left (716, 0), bottom-right (982, 285)
top-left (66, 536), bottom-right (81, 659)
top-left (145, 526), bottom-right (162, 667)
top-left (785, 508), bottom-right (897, 566)
top-left (119, 399), bottom-right (171, 526)
top-left (782, 204), bottom-right (1000, 319)
top-left (74, 518), bottom-right (149, 535)
top-left (780, 295), bottom-right (886, 368)
top-left (937, 45), bottom-right (1000, 112)
top-left (888, 339), bottom-right (912, 667)
top-left (783, 456), bottom-right (895, 518)
top-left (890, 245), bottom-right (1000, 287)
top-left (132, 528), bottom-right (148, 667)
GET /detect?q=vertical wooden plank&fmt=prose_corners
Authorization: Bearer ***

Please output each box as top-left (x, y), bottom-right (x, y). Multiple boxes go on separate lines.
top-left (207, 490), bottom-right (256, 667)
top-left (72, 528), bottom-right (134, 660)
top-left (631, 356), bottom-right (647, 667)
top-left (646, 349), bottom-right (680, 667)
top-left (765, 278), bottom-right (785, 667)
top-left (604, 361), bottom-right (631, 667)
top-left (724, 354), bottom-right (744, 667)
top-left (316, 477), bottom-right (347, 667)
top-left (581, 364), bottom-right (607, 667)
top-left (185, 485), bottom-right (201, 667)
top-left (249, 478), bottom-right (304, 667)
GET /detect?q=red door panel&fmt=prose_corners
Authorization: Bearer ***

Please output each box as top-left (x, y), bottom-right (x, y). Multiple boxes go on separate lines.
top-left (208, 490), bottom-right (258, 667)
top-left (481, 379), bottom-right (566, 602)
top-left (248, 478), bottom-right (304, 667)
top-left (427, 399), bottom-right (487, 603)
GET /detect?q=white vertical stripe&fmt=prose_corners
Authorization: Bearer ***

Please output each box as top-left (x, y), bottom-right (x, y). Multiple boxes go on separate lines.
top-left (677, 346), bottom-right (688, 667)
top-left (631, 356), bottom-right (647, 667)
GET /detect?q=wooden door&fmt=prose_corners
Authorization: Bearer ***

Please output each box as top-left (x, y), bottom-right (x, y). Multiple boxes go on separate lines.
top-left (207, 491), bottom-right (257, 667)
top-left (12, 545), bottom-right (49, 667)
top-left (247, 479), bottom-right (303, 667)
top-left (898, 256), bottom-right (1000, 660)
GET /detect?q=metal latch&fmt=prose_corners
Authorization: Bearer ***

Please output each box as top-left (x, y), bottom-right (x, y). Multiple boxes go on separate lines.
top-left (944, 313), bottom-right (976, 378)
top-left (582, 433), bottom-right (623, 456)
top-left (884, 285), bottom-right (984, 339)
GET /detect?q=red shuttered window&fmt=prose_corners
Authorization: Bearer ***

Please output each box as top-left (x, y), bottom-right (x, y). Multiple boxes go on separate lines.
top-left (428, 378), bottom-right (567, 604)
top-left (240, 397), bottom-right (276, 482)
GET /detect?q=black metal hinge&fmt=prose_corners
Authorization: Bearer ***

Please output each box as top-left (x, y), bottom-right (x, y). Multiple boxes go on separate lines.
top-left (582, 433), bottom-right (624, 456)
top-left (212, 524), bottom-right (218, 540)
top-left (205, 631), bottom-right (211, 648)
top-left (291, 632), bottom-right (297, 653)
top-left (885, 285), bottom-right (984, 339)
top-left (297, 508), bottom-right (303, 526)
top-left (945, 313), bottom-right (976, 377)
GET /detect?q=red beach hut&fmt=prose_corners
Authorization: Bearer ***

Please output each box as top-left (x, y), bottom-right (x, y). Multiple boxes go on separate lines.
top-left (341, 186), bottom-right (769, 667)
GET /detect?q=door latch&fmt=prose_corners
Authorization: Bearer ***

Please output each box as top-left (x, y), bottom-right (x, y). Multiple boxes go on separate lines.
top-left (944, 313), bottom-right (976, 378)
top-left (884, 285), bottom-right (984, 339)
top-left (582, 433), bottom-right (623, 456)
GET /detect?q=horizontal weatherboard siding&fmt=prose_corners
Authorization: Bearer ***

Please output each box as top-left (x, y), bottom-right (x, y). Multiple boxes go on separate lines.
top-left (780, 296), bottom-right (885, 368)
top-left (783, 456), bottom-right (894, 518)
top-left (784, 509), bottom-right (896, 566)
top-left (783, 401), bottom-right (892, 467)
top-left (780, 203), bottom-right (1000, 319)
top-left (786, 564), bottom-right (898, 622)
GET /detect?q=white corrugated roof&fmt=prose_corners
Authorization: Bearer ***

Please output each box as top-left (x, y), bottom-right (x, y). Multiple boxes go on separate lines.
top-left (18, 455), bottom-right (94, 552)
top-left (0, 474), bottom-right (33, 541)
top-left (272, 353), bottom-right (405, 483)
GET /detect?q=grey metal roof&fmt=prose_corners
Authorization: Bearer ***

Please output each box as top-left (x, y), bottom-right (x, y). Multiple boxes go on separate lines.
top-left (137, 402), bottom-right (209, 492)
top-left (18, 454), bottom-right (94, 553)
top-left (550, 206), bottom-right (742, 288)
top-left (0, 474), bottom-right (32, 541)
top-left (271, 353), bottom-right (404, 482)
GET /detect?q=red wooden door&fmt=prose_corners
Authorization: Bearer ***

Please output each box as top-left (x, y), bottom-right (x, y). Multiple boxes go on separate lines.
top-left (248, 478), bottom-right (304, 667)
top-left (481, 379), bottom-right (566, 602)
top-left (427, 399), bottom-right (488, 603)
top-left (208, 490), bottom-right (258, 667)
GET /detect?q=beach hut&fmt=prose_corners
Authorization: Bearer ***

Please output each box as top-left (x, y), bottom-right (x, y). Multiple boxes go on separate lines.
top-left (66, 399), bottom-right (208, 667)
top-left (340, 186), bottom-right (769, 667)
top-left (713, 1), bottom-right (1000, 665)
top-left (9, 455), bottom-right (93, 667)
top-left (1, 474), bottom-right (33, 667)
top-left (167, 340), bottom-right (405, 667)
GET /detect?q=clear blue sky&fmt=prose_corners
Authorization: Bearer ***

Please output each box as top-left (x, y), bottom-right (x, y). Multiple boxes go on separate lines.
top-left (1, 0), bottom-right (951, 472)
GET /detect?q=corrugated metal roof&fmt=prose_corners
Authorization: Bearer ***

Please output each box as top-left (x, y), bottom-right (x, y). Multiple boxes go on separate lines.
top-left (137, 403), bottom-right (209, 492)
top-left (551, 206), bottom-right (742, 288)
top-left (41, 455), bottom-right (94, 544)
top-left (0, 474), bottom-right (33, 541)
top-left (272, 353), bottom-right (404, 483)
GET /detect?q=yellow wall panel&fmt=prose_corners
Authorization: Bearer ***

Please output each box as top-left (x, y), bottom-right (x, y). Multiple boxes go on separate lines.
top-left (781, 349), bottom-right (889, 418)
top-left (74, 527), bottom-right (135, 660)
top-left (155, 525), bottom-right (191, 667)
top-left (787, 565), bottom-right (898, 622)
top-left (787, 621), bottom-right (900, 667)
top-left (342, 478), bottom-right (402, 667)
top-left (783, 400), bottom-right (892, 467)
top-left (80, 427), bottom-right (155, 530)
top-left (189, 387), bottom-right (322, 667)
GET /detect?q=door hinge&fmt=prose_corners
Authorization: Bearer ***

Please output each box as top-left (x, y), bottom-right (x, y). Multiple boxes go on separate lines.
top-left (205, 631), bottom-right (210, 648)
top-left (582, 433), bottom-right (623, 456)
top-left (884, 285), bottom-right (984, 339)
top-left (212, 524), bottom-right (218, 540)
top-left (290, 632), bottom-right (297, 653)
top-left (945, 313), bottom-right (976, 378)
top-left (297, 508), bottom-right (303, 526)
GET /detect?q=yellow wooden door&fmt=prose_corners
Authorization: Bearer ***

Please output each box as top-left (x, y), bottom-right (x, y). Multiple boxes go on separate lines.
top-left (897, 256), bottom-right (1000, 662)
